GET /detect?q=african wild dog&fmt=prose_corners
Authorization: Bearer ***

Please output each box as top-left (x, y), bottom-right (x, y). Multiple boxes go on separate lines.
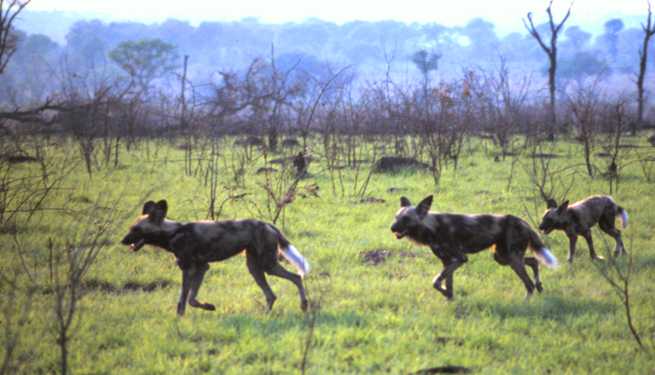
top-left (539, 195), bottom-right (628, 263)
top-left (120, 200), bottom-right (310, 316)
top-left (390, 195), bottom-right (558, 300)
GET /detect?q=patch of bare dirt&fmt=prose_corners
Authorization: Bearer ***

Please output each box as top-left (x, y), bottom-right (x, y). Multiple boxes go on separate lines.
top-left (256, 167), bottom-right (277, 174)
top-left (0, 154), bottom-right (38, 164)
top-left (387, 187), bottom-right (407, 193)
top-left (361, 249), bottom-right (423, 265)
top-left (298, 230), bottom-right (319, 238)
top-left (361, 249), bottom-right (392, 265)
top-left (410, 365), bottom-right (472, 374)
top-left (372, 156), bottom-right (430, 173)
top-left (281, 138), bottom-right (300, 148)
top-left (270, 155), bottom-right (314, 165)
top-left (434, 336), bottom-right (465, 346)
top-left (359, 196), bottom-right (386, 204)
top-left (82, 279), bottom-right (172, 294)
top-left (234, 136), bottom-right (264, 147)
top-left (398, 250), bottom-right (422, 259)
top-left (530, 152), bottom-right (559, 159)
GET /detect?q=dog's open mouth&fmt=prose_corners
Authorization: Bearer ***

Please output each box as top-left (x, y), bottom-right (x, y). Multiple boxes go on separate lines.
top-left (394, 231), bottom-right (406, 239)
top-left (541, 228), bottom-right (553, 235)
top-left (128, 239), bottom-right (146, 252)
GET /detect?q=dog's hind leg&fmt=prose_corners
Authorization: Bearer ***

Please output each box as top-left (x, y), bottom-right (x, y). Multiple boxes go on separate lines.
top-left (599, 220), bottom-right (625, 257)
top-left (582, 230), bottom-right (604, 261)
top-left (246, 255), bottom-right (277, 311)
top-left (267, 263), bottom-right (309, 312)
top-left (188, 263), bottom-right (215, 311)
top-left (524, 257), bottom-right (542, 293)
top-left (509, 257), bottom-right (535, 300)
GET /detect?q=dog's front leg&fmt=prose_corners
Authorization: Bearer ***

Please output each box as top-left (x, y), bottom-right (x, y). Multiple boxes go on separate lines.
top-left (432, 256), bottom-right (465, 300)
top-left (567, 234), bottom-right (578, 263)
top-left (430, 245), bottom-right (449, 294)
top-left (188, 263), bottom-right (215, 311)
top-left (177, 267), bottom-right (193, 316)
top-left (582, 230), bottom-right (604, 261)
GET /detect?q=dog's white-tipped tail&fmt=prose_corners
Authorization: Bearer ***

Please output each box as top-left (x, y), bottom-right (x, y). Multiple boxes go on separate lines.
top-left (620, 209), bottom-right (629, 229)
top-left (535, 247), bottom-right (559, 269)
top-left (280, 244), bottom-right (310, 277)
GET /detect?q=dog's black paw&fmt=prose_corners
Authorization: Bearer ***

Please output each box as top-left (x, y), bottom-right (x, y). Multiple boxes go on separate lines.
top-left (300, 300), bottom-right (309, 312)
top-left (433, 284), bottom-right (452, 299)
top-left (204, 303), bottom-right (216, 311)
top-left (535, 282), bottom-right (543, 293)
top-left (266, 296), bottom-right (277, 312)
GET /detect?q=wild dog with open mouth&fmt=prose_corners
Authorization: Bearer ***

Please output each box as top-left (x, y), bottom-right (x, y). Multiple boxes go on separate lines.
top-left (539, 195), bottom-right (628, 263)
top-left (121, 200), bottom-right (310, 316)
top-left (390, 195), bottom-right (558, 300)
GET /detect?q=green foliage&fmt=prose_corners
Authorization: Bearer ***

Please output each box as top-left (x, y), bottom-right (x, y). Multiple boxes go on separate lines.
top-left (557, 51), bottom-right (610, 80)
top-left (108, 38), bottom-right (178, 92)
top-left (1, 135), bottom-right (654, 374)
top-left (411, 49), bottom-right (441, 76)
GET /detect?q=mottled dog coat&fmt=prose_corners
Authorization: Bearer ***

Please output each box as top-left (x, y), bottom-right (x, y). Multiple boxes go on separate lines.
top-left (539, 195), bottom-right (628, 263)
top-left (121, 200), bottom-right (310, 316)
top-left (390, 195), bottom-right (558, 299)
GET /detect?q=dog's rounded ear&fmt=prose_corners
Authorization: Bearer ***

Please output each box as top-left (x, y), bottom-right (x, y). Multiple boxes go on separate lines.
top-left (557, 200), bottom-right (569, 213)
top-left (416, 195), bottom-right (433, 217)
top-left (142, 201), bottom-right (157, 215)
top-left (400, 196), bottom-right (411, 207)
top-left (156, 200), bottom-right (168, 218)
top-left (546, 198), bottom-right (557, 209)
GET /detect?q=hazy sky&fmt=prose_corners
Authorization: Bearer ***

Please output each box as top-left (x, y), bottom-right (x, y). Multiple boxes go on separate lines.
top-left (30, 0), bottom-right (646, 32)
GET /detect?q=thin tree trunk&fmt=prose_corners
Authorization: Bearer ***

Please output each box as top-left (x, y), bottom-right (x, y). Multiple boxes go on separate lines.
top-left (637, 4), bottom-right (654, 135)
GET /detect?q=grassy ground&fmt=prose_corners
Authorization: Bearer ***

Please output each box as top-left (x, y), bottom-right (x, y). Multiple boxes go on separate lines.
top-left (2, 135), bottom-right (655, 374)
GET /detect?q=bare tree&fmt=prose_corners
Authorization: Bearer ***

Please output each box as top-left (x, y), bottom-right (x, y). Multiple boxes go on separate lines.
top-left (568, 80), bottom-right (602, 177)
top-left (523, 0), bottom-right (573, 139)
top-left (0, 269), bottom-right (34, 375)
top-left (46, 196), bottom-right (128, 375)
top-left (593, 237), bottom-right (649, 352)
top-left (636, 0), bottom-right (655, 135)
top-left (600, 99), bottom-right (629, 194)
top-left (0, 0), bottom-right (30, 75)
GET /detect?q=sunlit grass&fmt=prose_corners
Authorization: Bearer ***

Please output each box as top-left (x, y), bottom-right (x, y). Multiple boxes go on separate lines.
top-left (2, 135), bottom-right (654, 374)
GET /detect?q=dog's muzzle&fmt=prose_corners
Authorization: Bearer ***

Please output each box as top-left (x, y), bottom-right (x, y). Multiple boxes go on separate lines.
top-left (393, 231), bottom-right (406, 239)
top-left (128, 239), bottom-right (146, 251)
top-left (122, 235), bottom-right (146, 252)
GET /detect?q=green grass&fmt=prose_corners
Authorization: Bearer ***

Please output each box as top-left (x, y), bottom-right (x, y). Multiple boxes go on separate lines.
top-left (2, 135), bottom-right (655, 374)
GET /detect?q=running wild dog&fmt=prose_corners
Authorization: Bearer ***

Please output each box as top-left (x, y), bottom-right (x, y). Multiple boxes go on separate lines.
top-left (120, 200), bottom-right (310, 316)
top-left (539, 195), bottom-right (628, 263)
top-left (390, 195), bottom-right (558, 300)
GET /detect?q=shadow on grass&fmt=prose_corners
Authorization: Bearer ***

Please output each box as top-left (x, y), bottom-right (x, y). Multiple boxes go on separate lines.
top-left (216, 309), bottom-right (368, 334)
top-left (634, 254), bottom-right (655, 272)
top-left (476, 295), bottom-right (615, 322)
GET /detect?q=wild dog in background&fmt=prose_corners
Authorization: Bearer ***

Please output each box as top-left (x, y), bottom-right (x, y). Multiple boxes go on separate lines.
top-left (390, 195), bottom-right (558, 300)
top-left (121, 200), bottom-right (310, 316)
top-left (539, 195), bottom-right (628, 263)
